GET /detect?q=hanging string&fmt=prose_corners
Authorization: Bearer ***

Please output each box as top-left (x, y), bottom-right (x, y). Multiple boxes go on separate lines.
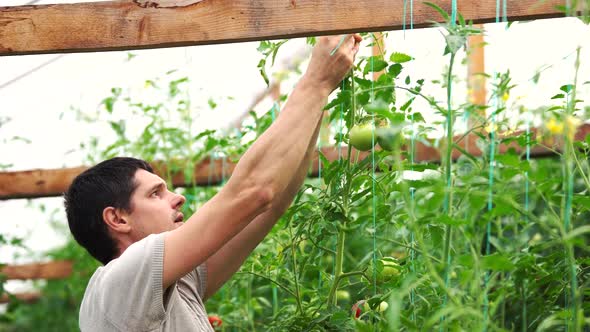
top-left (522, 109), bottom-right (530, 332)
top-left (317, 103), bottom-right (323, 290)
top-left (403, 0), bottom-right (417, 322)
top-left (564, 6), bottom-right (576, 332)
top-left (451, 0), bottom-right (458, 26)
top-left (333, 80), bottom-right (345, 279)
top-left (269, 101), bottom-right (279, 315)
top-left (370, 46), bottom-right (378, 297)
top-left (410, 0), bottom-right (414, 30)
top-left (483, 1), bottom-right (505, 329)
top-left (403, 0), bottom-right (408, 38)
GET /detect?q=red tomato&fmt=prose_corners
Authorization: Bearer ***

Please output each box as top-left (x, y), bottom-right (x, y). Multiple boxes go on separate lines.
top-left (351, 300), bottom-right (366, 319)
top-left (208, 315), bottom-right (222, 329)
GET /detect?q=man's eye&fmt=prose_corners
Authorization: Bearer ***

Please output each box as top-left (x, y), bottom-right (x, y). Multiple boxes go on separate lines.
top-left (151, 191), bottom-right (159, 197)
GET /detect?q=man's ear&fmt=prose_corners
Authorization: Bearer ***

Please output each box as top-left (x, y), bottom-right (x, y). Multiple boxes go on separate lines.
top-left (103, 207), bottom-right (131, 234)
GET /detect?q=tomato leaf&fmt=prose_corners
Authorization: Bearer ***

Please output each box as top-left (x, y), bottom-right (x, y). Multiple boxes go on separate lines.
top-left (390, 52), bottom-right (413, 63)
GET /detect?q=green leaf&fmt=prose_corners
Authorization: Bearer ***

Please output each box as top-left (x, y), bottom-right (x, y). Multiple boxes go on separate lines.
top-left (109, 120), bottom-right (126, 137)
top-left (257, 59), bottom-right (269, 85)
top-left (560, 84), bottom-right (574, 93)
top-left (208, 98), bottom-right (217, 109)
top-left (458, 12), bottom-right (466, 26)
top-left (363, 57), bottom-right (388, 74)
top-left (564, 225), bottom-right (590, 241)
top-left (102, 97), bottom-right (115, 113)
top-left (390, 52), bottom-right (413, 63)
top-left (495, 153), bottom-right (520, 168)
top-left (423, 2), bottom-right (450, 21)
top-left (438, 215), bottom-right (468, 226)
top-left (400, 97), bottom-right (415, 111)
top-left (551, 93), bottom-right (565, 99)
top-left (410, 112), bottom-right (425, 122)
top-left (481, 253), bottom-right (515, 271)
top-left (388, 64), bottom-right (403, 78)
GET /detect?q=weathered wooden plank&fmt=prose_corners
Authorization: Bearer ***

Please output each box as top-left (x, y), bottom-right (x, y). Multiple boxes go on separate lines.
top-left (0, 0), bottom-right (563, 56)
top-left (0, 291), bottom-right (42, 304)
top-left (0, 260), bottom-right (73, 280)
top-left (1, 124), bottom-right (588, 200)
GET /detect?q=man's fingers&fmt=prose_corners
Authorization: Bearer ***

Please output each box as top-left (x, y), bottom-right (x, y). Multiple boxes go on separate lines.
top-left (352, 43), bottom-right (360, 55)
top-left (353, 34), bottom-right (363, 43)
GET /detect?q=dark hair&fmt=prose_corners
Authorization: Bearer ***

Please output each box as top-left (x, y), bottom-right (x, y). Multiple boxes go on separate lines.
top-left (64, 157), bottom-right (153, 265)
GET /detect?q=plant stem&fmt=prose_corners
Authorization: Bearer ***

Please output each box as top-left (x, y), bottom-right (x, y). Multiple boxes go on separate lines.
top-left (441, 53), bottom-right (456, 318)
top-left (288, 223), bottom-right (304, 315)
top-left (327, 71), bottom-right (357, 308)
top-left (522, 281), bottom-right (527, 332)
top-left (327, 227), bottom-right (346, 308)
top-left (238, 271), bottom-right (296, 298)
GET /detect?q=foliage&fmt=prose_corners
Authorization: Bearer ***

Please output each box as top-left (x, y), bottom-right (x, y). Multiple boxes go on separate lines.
top-left (1, 5), bottom-right (590, 332)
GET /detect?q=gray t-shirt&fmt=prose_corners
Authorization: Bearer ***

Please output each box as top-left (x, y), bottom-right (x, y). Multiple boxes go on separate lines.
top-left (79, 232), bottom-right (214, 331)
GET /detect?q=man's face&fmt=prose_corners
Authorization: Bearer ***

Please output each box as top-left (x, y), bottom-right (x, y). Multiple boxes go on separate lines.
top-left (124, 169), bottom-right (186, 241)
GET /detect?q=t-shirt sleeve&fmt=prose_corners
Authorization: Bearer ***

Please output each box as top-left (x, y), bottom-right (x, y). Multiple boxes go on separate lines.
top-left (177, 262), bottom-right (208, 300)
top-left (96, 232), bottom-right (167, 331)
top-left (195, 263), bottom-right (208, 298)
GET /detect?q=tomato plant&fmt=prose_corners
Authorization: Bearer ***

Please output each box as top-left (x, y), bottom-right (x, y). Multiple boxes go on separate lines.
top-left (3, 4), bottom-right (590, 332)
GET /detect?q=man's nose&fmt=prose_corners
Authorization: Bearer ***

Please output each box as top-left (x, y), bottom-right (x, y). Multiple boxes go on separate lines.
top-left (172, 193), bottom-right (186, 210)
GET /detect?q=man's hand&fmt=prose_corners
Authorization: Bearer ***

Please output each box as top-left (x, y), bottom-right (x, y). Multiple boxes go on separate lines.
top-left (303, 34), bottom-right (362, 94)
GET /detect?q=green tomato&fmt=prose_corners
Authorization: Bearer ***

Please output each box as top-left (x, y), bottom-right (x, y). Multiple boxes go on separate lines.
top-left (376, 126), bottom-right (402, 151)
top-left (371, 257), bottom-right (401, 282)
top-left (336, 290), bottom-right (350, 301)
top-left (362, 300), bottom-right (389, 313)
top-left (349, 123), bottom-right (376, 151)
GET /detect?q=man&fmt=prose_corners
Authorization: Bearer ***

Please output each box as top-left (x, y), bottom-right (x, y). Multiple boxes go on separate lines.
top-left (64, 34), bottom-right (361, 331)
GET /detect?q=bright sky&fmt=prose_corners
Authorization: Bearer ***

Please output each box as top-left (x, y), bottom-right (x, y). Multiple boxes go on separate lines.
top-left (1, 2), bottom-right (589, 296)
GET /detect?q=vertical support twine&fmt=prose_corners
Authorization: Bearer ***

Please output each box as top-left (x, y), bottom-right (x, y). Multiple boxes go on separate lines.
top-left (370, 47), bottom-right (378, 297)
top-left (563, 3), bottom-right (573, 325)
top-left (318, 103), bottom-right (323, 290)
top-left (334, 80), bottom-right (345, 277)
top-left (522, 109), bottom-right (530, 332)
top-left (404, 0), bottom-right (417, 322)
top-left (563, 3), bottom-right (578, 329)
top-left (269, 102), bottom-right (279, 316)
top-left (563, 46), bottom-right (579, 331)
top-left (483, 1), bottom-right (504, 330)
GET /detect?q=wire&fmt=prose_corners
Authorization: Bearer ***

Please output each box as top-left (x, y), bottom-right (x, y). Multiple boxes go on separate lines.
top-left (483, 2), bottom-right (506, 330)
top-left (0, 55), bottom-right (65, 90)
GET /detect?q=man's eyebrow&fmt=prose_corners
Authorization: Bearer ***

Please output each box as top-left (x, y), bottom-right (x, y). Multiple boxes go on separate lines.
top-left (146, 181), bottom-right (166, 194)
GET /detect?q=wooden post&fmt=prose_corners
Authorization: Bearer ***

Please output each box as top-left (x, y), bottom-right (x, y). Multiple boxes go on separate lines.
top-left (467, 24), bottom-right (486, 123)
top-left (372, 32), bottom-right (386, 81)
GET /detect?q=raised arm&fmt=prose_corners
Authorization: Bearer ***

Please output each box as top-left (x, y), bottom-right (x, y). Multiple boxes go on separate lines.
top-left (202, 106), bottom-right (325, 300)
top-left (162, 34), bottom-right (361, 289)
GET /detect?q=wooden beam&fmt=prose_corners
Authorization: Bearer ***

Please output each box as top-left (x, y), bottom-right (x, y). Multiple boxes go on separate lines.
top-left (0, 291), bottom-right (41, 304)
top-left (1, 124), bottom-right (589, 200)
top-left (0, 0), bottom-right (563, 56)
top-left (0, 260), bottom-right (73, 280)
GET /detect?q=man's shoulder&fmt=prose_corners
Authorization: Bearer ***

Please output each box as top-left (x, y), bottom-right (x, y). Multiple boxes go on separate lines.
top-left (80, 233), bottom-right (170, 331)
